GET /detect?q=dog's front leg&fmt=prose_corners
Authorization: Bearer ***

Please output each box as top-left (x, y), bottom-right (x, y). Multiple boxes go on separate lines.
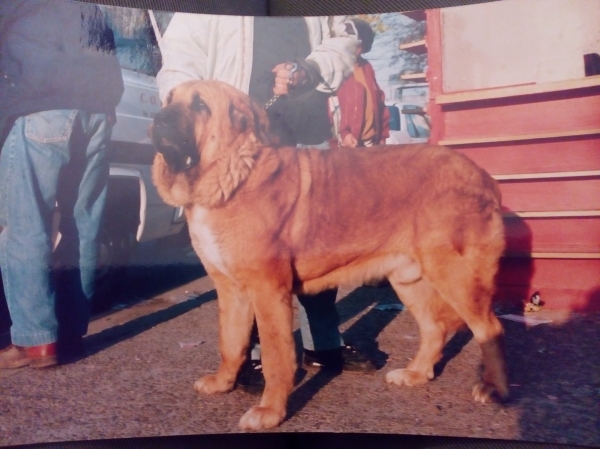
top-left (194, 272), bottom-right (253, 395)
top-left (238, 283), bottom-right (296, 430)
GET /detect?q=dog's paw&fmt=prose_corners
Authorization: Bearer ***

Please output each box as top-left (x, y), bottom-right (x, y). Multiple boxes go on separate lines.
top-left (238, 405), bottom-right (285, 430)
top-left (386, 368), bottom-right (429, 387)
top-left (193, 374), bottom-right (234, 395)
top-left (472, 381), bottom-right (508, 403)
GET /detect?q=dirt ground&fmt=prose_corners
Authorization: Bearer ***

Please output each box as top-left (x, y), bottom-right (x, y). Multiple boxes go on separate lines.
top-left (1, 265), bottom-right (598, 447)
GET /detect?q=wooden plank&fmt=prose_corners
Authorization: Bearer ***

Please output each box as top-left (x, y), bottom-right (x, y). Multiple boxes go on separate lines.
top-left (399, 39), bottom-right (427, 55)
top-left (440, 128), bottom-right (600, 146)
top-left (436, 75), bottom-right (600, 105)
top-left (503, 216), bottom-right (600, 254)
top-left (529, 253), bottom-right (600, 259)
top-left (493, 170), bottom-right (600, 181)
top-left (453, 138), bottom-right (600, 175)
top-left (441, 94), bottom-right (600, 142)
top-left (504, 210), bottom-right (600, 218)
top-left (504, 252), bottom-right (600, 259)
top-left (425, 9), bottom-right (444, 144)
top-left (499, 178), bottom-right (600, 213)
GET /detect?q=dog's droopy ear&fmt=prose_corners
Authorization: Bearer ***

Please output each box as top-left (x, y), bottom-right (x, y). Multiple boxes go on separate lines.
top-left (229, 101), bottom-right (248, 133)
top-left (229, 96), bottom-right (272, 145)
top-left (249, 98), bottom-right (272, 145)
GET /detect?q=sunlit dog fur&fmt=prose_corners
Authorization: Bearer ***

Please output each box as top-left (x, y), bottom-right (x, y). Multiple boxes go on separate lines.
top-left (151, 80), bottom-right (509, 430)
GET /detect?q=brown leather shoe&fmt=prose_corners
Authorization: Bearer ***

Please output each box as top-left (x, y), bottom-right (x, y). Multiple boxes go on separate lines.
top-left (0, 345), bottom-right (29, 369)
top-left (0, 344), bottom-right (58, 369)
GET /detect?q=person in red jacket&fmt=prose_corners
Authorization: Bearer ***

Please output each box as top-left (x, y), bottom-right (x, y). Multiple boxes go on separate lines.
top-left (334, 19), bottom-right (390, 147)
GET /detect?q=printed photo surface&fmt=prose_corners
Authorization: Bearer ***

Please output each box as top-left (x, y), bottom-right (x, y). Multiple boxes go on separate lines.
top-left (0, 0), bottom-right (598, 446)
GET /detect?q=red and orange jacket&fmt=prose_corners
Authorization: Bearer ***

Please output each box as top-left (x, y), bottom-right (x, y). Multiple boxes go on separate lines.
top-left (334, 57), bottom-right (390, 146)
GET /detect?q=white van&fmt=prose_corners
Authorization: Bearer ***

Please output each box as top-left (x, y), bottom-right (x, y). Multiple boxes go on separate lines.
top-left (384, 83), bottom-right (431, 145)
top-left (385, 102), bottom-right (431, 145)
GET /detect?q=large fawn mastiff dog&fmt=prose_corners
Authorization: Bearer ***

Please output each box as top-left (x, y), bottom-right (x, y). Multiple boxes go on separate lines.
top-left (151, 80), bottom-right (508, 430)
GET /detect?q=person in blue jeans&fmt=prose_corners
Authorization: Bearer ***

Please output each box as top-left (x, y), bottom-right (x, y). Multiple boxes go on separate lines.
top-left (0, 0), bottom-right (124, 369)
top-left (157, 14), bottom-right (377, 391)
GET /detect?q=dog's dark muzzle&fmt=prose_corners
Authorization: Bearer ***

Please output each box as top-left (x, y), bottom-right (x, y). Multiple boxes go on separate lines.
top-left (152, 107), bottom-right (199, 173)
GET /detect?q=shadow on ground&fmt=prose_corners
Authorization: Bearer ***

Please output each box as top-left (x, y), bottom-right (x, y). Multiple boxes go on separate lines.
top-left (506, 313), bottom-right (600, 446)
top-left (85, 289), bottom-right (217, 357)
top-left (93, 231), bottom-right (207, 314)
top-left (288, 284), bottom-right (475, 421)
top-left (287, 284), bottom-right (402, 419)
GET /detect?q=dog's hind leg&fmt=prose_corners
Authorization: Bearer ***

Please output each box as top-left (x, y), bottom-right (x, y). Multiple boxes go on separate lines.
top-left (238, 278), bottom-right (296, 431)
top-left (194, 271), bottom-right (254, 395)
top-left (423, 250), bottom-right (509, 403)
top-left (386, 275), bottom-right (451, 387)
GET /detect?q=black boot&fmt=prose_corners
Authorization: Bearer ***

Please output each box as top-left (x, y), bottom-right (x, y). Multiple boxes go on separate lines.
top-left (303, 344), bottom-right (376, 373)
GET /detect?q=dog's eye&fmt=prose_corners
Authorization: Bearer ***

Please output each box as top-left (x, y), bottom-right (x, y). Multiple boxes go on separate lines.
top-left (191, 93), bottom-right (209, 113)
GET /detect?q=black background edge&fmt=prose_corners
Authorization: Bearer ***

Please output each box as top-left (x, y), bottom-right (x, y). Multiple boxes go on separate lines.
top-left (75, 0), bottom-right (500, 16)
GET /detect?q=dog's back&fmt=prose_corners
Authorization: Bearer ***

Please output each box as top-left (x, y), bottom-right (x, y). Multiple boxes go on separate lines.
top-left (274, 144), bottom-right (504, 294)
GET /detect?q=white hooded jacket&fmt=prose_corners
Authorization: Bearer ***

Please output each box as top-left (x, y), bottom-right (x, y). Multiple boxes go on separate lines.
top-left (156, 14), bottom-right (359, 103)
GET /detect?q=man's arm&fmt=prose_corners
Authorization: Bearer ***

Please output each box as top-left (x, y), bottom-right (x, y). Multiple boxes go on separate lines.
top-left (155, 13), bottom-right (210, 104)
top-left (305, 16), bottom-right (359, 92)
top-left (273, 16), bottom-right (359, 95)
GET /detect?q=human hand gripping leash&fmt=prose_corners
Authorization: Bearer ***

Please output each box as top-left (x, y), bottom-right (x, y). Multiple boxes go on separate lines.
top-left (264, 62), bottom-right (298, 110)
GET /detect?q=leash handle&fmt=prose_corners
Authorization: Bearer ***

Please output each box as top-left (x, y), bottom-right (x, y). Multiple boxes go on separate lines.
top-left (264, 63), bottom-right (298, 110)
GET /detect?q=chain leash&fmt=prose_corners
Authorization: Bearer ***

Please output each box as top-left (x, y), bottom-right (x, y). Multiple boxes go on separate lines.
top-left (264, 63), bottom-right (298, 110)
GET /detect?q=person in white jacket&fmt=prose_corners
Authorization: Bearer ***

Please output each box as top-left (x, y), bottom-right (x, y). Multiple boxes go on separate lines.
top-left (156, 13), bottom-right (377, 392)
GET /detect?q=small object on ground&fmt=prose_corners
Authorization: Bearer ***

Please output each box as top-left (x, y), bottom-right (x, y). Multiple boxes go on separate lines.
top-left (374, 303), bottom-right (405, 311)
top-left (524, 303), bottom-right (541, 312)
top-left (524, 291), bottom-right (544, 312)
top-left (498, 314), bottom-right (552, 326)
top-left (178, 340), bottom-right (204, 349)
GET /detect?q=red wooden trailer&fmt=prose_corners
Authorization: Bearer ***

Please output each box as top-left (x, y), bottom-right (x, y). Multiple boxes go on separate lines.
top-left (403, 2), bottom-right (600, 312)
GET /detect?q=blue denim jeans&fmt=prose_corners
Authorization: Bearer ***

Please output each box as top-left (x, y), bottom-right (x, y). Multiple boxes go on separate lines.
top-left (0, 110), bottom-right (112, 347)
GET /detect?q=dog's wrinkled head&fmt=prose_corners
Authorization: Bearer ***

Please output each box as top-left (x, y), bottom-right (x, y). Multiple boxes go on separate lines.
top-left (151, 80), bottom-right (271, 174)
top-left (151, 80), bottom-right (272, 207)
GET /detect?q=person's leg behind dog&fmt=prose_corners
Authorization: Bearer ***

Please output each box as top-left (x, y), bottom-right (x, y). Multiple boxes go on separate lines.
top-left (237, 288), bottom-right (376, 393)
top-left (298, 289), bottom-right (375, 372)
top-left (54, 111), bottom-right (112, 358)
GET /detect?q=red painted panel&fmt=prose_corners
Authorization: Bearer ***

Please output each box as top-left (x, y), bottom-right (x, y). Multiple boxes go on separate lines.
top-left (453, 137), bottom-right (600, 175)
top-left (504, 216), bottom-right (600, 254)
top-left (498, 178), bottom-right (600, 212)
top-left (426, 9), bottom-right (444, 144)
top-left (442, 91), bottom-right (600, 140)
top-left (495, 258), bottom-right (600, 312)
